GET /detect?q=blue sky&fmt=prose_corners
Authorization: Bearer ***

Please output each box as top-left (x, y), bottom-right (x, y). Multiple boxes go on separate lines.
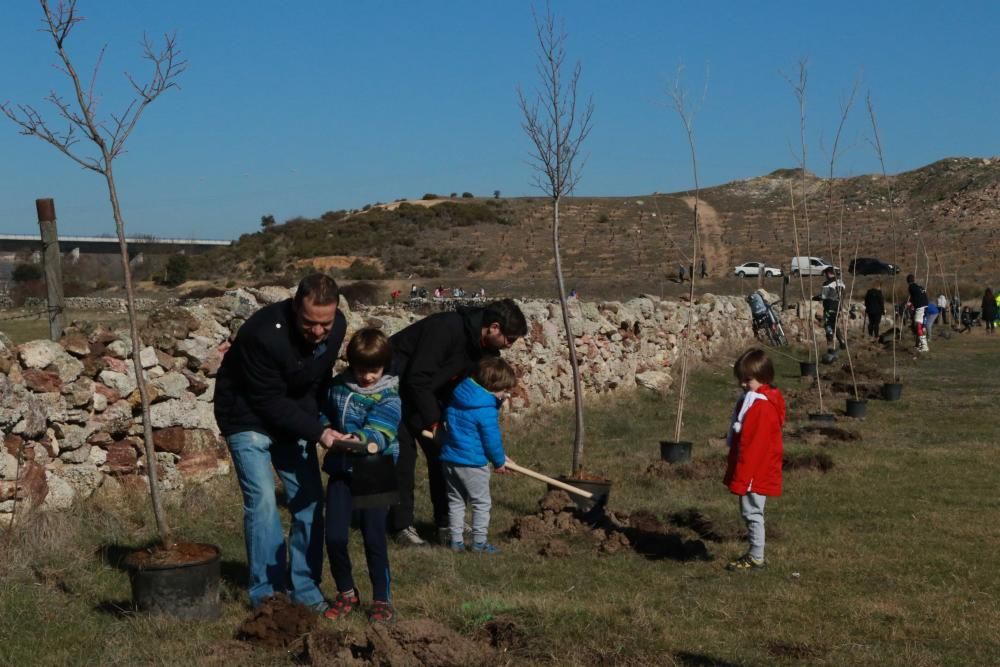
top-left (1, 1), bottom-right (997, 240)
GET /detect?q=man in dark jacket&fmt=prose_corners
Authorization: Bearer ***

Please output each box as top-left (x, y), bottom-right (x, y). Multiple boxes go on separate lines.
top-left (214, 274), bottom-right (347, 609)
top-left (863, 281), bottom-right (885, 338)
top-left (388, 298), bottom-right (527, 546)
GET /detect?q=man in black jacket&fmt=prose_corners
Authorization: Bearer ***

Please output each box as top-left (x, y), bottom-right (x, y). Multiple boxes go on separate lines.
top-left (864, 281), bottom-right (885, 338)
top-left (214, 274), bottom-right (347, 609)
top-left (388, 298), bottom-right (527, 546)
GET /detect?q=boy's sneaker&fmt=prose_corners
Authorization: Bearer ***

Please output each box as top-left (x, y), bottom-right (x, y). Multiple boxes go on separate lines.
top-left (394, 526), bottom-right (428, 548)
top-left (323, 589), bottom-right (359, 620)
top-left (470, 542), bottom-right (499, 554)
top-left (449, 541), bottom-right (466, 553)
top-left (368, 600), bottom-right (395, 625)
top-left (726, 554), bottom-right (765, 571)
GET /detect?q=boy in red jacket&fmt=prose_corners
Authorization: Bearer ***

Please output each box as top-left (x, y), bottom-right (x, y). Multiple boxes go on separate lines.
top-left (724, 348), bottom-right (786, 571)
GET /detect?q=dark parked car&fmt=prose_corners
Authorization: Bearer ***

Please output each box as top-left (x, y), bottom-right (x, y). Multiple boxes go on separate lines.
top-left (849, 257), bottom-right (900, 275)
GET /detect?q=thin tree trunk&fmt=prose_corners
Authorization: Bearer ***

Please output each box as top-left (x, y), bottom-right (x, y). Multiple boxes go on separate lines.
top-left (106, 164), bottom-right (170, 542)
top-left (552, 197), bottom-right (585, 476)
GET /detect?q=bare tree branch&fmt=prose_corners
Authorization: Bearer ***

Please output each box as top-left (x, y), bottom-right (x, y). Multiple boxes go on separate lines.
top-left (2, 0), bottom-right (184, 542)
top-left (518, 1), bottom-right (593, 476)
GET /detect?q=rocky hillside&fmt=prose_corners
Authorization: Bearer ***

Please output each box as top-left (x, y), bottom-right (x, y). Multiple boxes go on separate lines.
top-left (189, 157), bottom-right (999, 299)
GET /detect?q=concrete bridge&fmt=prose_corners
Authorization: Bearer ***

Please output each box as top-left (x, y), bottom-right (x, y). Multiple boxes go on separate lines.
top-left (0, 233), bottom-right (230, 257)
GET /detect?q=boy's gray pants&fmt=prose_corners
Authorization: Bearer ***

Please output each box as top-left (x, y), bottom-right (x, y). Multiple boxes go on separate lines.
top-left (740, 492), bottom-right (767, 561)
top-left (443, 463), bottom-right (492, 544)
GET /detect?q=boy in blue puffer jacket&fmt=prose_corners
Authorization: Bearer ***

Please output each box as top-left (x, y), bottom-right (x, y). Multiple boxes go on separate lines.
top-left (320, 329), bottom-right (401, 624)
top-left (440, 357), bottom-right (517, 553)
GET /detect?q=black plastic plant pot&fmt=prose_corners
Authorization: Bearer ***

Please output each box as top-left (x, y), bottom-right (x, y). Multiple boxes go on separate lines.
top-left (552, 476), bottom-right (612, 512)
top-left (799, 362), bottom-right (818, 377)
top-left (659, 440), bottom-right (693, 464)
top-left (808, 412), bottom-right (836, 422)
top-left (126, 543), bottom-right (222, 620)
top-left (881, 383), bottom-right (903, 401)
top-left (845, 398), bottom-right (868, 419)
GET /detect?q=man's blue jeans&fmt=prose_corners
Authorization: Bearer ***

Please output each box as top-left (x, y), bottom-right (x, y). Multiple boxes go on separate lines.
top-left (226, 431), bottom-right (325, 608)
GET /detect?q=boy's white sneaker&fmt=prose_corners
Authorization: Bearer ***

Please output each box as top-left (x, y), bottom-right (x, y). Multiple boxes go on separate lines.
top-left (394, 526), bottom-right (428, 548)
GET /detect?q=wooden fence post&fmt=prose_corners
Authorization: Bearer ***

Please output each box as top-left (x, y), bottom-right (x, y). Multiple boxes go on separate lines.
top-left (36, 198), bottom-right (65, 341)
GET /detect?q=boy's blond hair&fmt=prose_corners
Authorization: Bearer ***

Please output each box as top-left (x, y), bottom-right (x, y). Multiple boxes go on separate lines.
top-left (733, 348), bottom-right (774, 385)
top-left (346, 328), bottom-right (393, 370)
top-left (476, 357), bottom-right (517, 392)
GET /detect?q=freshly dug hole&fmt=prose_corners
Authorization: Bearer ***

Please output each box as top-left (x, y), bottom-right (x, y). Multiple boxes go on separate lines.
top-left (235, 594), bottom-right (316, 647)
top-left (783, 451), bottom-right (835, 473)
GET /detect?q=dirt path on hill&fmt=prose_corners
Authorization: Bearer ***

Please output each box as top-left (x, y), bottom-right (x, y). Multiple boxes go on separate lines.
top-left (681, 196), bottom-right (728, 277)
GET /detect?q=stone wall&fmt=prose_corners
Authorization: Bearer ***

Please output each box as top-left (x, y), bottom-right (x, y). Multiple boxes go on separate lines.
top-left (22, 296), bottom-right (177, 313)
top-left (0, 286), bottom-right (858, 524)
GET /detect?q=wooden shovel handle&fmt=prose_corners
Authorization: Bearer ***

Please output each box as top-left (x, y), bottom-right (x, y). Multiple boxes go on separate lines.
top-left (503, 461), bottom-right (594, 499)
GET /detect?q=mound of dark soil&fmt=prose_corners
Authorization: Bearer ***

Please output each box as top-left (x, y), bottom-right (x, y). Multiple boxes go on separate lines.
top-left (783, 451), bottom-right (835, 473)
top-left (668, 508), bottom-right (725, 542)
top-left (235, 594), bottom-right (316, 647)
top-left (478, 614), bottom-right (528, 653)
top-left (643, 457), bottom-right (723, 481)
top-left (510, 491), bottom-right (711, 561)
top-left (303, 618), bottom-right (493, 667)
top-left (788, 424), bottom-right (861, 446)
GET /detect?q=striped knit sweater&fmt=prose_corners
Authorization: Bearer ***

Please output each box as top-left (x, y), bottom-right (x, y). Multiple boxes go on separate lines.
top-left (320, 371), bottom-right (401, 475)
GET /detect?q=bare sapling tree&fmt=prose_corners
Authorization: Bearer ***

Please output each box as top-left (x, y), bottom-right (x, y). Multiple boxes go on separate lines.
top-left (518, 3), bottom-right (593, 476)
top-left (784, 60), bottom-right (826, 412)
top-left (2, 0), bottom-right (186, 542)
top-left (837, 206), bottom-right (864, 400)
top-left (822, 78), bottom-right (859, 350)
top-left (865, 93), bottom-right (900, 381)
top-left (667, 66), bottom-right (706, 443)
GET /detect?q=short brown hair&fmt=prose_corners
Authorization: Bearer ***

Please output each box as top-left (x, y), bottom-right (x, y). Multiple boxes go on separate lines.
top-left (346, 328), bottom-right (393, 370)
top-left (295, 273), bottom-right (340, 307)
top-left (733, 348), bottom-right (774, 385)
top-left (475, 357), bottom-right (517, 392)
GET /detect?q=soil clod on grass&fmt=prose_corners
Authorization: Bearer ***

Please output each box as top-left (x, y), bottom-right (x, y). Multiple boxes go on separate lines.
top-left (538, 538), bottom-right (570, 558)
top-left (643, 457), bottom-right (723, 481)
top-left (669, 508), bottom-right (725, 542)
top-left (303, 618), bottom-right (493, 667)
top-left (479, 614), bottom-right (528, 652)
top-left (511, 491), bottom-right (711, 561)
top-left (782, 451), bottom-right (835, 473)
top-left (788, 423), bottom-right (861, 447)
top-left (235, 594), bottom-right (316, 648)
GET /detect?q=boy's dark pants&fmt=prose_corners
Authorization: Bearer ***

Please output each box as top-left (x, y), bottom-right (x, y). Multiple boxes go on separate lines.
top-left (866, 314), bottom-right (882, 337)
top-left (325, 477), bottom-right (391, 602)
top-left (387, 422), bottom-right (449, 533)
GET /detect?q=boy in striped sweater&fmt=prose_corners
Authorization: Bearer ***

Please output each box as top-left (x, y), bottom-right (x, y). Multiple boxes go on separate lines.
top-left (320, 329), bottom-right (401, 624)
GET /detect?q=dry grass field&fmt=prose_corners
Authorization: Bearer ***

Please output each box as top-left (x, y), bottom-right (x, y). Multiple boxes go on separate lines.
top-left (1, 329), bottom-right (998, 666)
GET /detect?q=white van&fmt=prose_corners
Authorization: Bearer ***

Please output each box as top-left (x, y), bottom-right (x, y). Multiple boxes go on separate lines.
top-left (790, 256), bottom-right (839, 276)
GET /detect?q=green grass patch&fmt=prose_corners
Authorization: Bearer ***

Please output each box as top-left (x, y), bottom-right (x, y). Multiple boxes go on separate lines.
top-left (1, 335), bottom-right (998, 664)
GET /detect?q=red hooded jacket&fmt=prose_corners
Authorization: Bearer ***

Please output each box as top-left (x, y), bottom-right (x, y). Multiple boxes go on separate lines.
top-left (724, 384), bottom-right (786, 496)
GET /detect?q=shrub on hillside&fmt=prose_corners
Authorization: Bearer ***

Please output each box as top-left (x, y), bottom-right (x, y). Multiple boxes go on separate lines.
top-left (462, 192), bottom-right (474, 198)
top-left (340, 281), bottom-right (383, 306)
top-left (11, 263), bottom-right (42, 283)
top-left (162, 254), bottom-right (191, 286)
top-left (422, 193), bottom-right (440, 200)
top-left (345, 259), bottom-right (383, 280)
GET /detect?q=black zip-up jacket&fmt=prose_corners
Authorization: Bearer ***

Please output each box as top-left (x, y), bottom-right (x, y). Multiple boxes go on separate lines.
top-left (908, 282), bottom-right (929, 309)
top-left (390, 306), bottom-right (497, 432)
top-left (214, 300), bottom-right (347, 443)
top-left (864, 288), bottom-right (884, 317)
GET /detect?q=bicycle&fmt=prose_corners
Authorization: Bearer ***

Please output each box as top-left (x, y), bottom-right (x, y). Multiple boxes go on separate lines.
top-left (746, 292), bottom-right (788, 348)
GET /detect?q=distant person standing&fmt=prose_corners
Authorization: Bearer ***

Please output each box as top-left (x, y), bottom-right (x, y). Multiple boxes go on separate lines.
top-left (864, 282), bottom-right (885, 338)
top-left (906, 273), bottom-right (930, 352)
top-left (677, 264), bottom-right (686, 283)
top-left (982, 288), bottom-right (997, 335)
top-left (936, 293), bottom-right (949, 325)
top-left (815, 267), bottom-right (846, 352)
top-left (700, 258), bottom-right (708, 279)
